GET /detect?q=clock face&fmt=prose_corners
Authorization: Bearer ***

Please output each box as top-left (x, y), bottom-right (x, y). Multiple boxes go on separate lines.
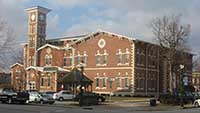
top-left (39, 14), bottom-right (44, 21)
top-left (31, 14), bottom-right (35, 21)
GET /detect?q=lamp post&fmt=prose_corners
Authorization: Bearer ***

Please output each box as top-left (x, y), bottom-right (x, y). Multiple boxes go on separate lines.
top-left (179, 64), bottom-right (184, 108)
top-left (78, 62), bottom-right (85, 107)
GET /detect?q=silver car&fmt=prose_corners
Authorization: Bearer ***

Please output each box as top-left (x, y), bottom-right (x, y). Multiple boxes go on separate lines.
top-left (53, 90), bottom-right (74, 101)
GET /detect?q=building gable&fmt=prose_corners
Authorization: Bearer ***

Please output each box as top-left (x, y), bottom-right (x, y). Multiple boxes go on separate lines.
top-left (70, 30), bottom-right (135, 47)
top-left (37, 44), bottom-right (61, 52)
top-left (10, 63), bottom-right (24, 68)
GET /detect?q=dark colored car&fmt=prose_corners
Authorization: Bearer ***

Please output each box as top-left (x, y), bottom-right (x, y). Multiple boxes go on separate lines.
top-left (159, 91), bottom-right (196, 104)
top-left (0, 88), bottom-right (29, 104)
top-left (74, 92), bottom-right (105, 105)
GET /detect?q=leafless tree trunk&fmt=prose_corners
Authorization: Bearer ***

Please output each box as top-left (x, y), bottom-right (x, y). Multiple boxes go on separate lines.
top-left (149, 14), bottom-right (191, 94)
top-left (0, 18), bottom-right (18, 71)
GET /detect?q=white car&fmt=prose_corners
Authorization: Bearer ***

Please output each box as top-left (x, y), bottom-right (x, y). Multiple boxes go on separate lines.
top-left (193, 99), bottom-right (200, 107)
top-left (53, 90), bottom-right (74, 101)
top-left (27, 91), bottom-right (41, 103)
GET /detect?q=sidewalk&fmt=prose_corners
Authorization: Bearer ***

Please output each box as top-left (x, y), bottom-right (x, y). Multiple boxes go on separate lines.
top-left (53, 100), bottom-right (197, 112)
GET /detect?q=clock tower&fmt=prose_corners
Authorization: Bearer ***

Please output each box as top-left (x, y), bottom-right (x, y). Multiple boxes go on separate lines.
top-left (26, 6), bottom-right (50, 66)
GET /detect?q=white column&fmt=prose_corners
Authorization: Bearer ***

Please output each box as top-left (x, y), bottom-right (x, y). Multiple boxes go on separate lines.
top-left (131, 43), bottom-right (135, 94)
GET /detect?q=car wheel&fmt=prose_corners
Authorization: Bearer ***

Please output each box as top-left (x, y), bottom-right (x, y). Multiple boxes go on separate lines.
top-left (20, 101), bottom-right (26, 104)
top-left (8, 98), bottom-right (12, 104)
top-left (40, 100), bottom-right (44, 104)
top-left (98, 98), bottom-right (102, 102)
top-left (194, 102), bottom-right (199, 108)
top-left (59, 97), bottom-right (64, 101)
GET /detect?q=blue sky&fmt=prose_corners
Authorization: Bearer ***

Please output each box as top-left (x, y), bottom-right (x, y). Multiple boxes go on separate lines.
top-left (0, 0), bottom-right (200, 54)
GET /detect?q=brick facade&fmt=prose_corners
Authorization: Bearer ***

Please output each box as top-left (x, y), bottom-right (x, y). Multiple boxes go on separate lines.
top-left (10, 6), bottom-right (193, 96)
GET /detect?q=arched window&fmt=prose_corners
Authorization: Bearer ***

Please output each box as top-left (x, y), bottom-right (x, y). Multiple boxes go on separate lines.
top-left (45, 54), bottom-right (52, 66)
top-left (45, 55), bottom-right (49, 65)
top-left (125, 72), bottom-right (129, 87)
top-left (103, 50), bottom-right (108, 64)
top-left (96, 50), bottom-right (101, 65)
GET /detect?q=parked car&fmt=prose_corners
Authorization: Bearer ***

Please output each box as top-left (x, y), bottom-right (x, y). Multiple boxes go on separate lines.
top-left (27, 91), bottom-right (55, 104)
top-left (74, 92), bottom-right (106, 105)
top-left (27, 91), bottom-right (41, 103)
top-left (0, 88), bottom-right (29, 104)
top-left (53, 90), bottom-right (74, 101)
top-left (41, 91), bottom-right (56, 98)
top-left (39, 93), bottom-right (55, 104)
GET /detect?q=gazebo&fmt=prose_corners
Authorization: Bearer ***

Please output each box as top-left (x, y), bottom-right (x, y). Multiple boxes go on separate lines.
top-left (61, 68), bottom-right (93, 95)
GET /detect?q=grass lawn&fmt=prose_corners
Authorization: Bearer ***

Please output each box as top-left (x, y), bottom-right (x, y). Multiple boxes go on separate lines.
top-left (105, 96), bottom-right (151, 102)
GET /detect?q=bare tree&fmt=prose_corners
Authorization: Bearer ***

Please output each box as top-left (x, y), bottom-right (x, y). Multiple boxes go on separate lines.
top-left (149, 14), bottom-right (191, 94)
top-left (11, 48), bottom-right (23, 64)
top-left (0, 18), bottom-right (16, 71)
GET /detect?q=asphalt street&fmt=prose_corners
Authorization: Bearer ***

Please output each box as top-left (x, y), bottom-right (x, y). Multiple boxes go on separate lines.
top-left (0, 102), bottom-right (200, 113)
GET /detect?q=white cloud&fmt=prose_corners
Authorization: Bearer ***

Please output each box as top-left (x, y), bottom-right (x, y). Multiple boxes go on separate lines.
top-left (46, 14), bottom-right (61, 38)
top-left (45, 0), bottom-right (92, 9)
top-left (1, 0), bottom-right (200, 54)
top-left (62, 0), bottom-right (200, 53)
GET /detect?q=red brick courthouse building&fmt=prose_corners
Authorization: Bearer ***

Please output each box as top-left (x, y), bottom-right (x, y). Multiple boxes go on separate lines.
top-left (11, 6), bottom-right (193, 96)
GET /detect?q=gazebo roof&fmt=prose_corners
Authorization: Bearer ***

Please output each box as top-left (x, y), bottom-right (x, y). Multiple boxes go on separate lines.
top-left (61, 68), bottom-right (93, 86)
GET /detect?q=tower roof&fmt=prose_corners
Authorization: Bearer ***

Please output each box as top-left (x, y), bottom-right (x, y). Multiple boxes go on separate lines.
top-left (25, 6), bottom-right (51, 13)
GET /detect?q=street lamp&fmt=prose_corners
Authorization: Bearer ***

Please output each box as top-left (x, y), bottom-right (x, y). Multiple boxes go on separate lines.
top-left (179, 64), bottom-right (185, 108)
top-left (77, 61), bottom-right (85, 106)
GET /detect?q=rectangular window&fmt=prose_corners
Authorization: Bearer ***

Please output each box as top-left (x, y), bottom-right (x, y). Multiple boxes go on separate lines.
top-left (125, 78), bottom-right (129, 87)
top-left (40, 77), bottom-right (45, 86)
top-left (117, 54), bottom-right (122, 64)
top-left (117, 78), bottom-right (121, 87)
top-left (63, 57), bottom-right (67, 66)
top-left (96, 78), bottom-right (99, 87)
top-left (76, 56), bottom-right (80, 64)
top-left (102, 78), bottom-right (106, 87)
top-left (69, 57), bottom-right (72, 66)
top-left (192, 78), bottom-right (195, 84)
top-left (197, 78), bottom-right (200, 84)
top-left (82, 56), bottom-right (87, 64)
top-left (45, 58), bottom-right (49, 65)
top-left (139, 79), bottom-right (144, 89)
top-left (47, 76), bottom-right (51, 86)
top-left (109, 81), bottom-right (113, 89)
top-left (49, 56), bottom-right (52, 65)
top-left (125, 54), bottom-right (129, 64)
top-left (96, 55), bottom-right (101, 65)
top-left (29, 40), bottom-right (34, 47)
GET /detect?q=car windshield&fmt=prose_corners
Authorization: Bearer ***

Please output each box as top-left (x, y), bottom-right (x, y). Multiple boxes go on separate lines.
top-left (3, 88), bottom-right (15, 93)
